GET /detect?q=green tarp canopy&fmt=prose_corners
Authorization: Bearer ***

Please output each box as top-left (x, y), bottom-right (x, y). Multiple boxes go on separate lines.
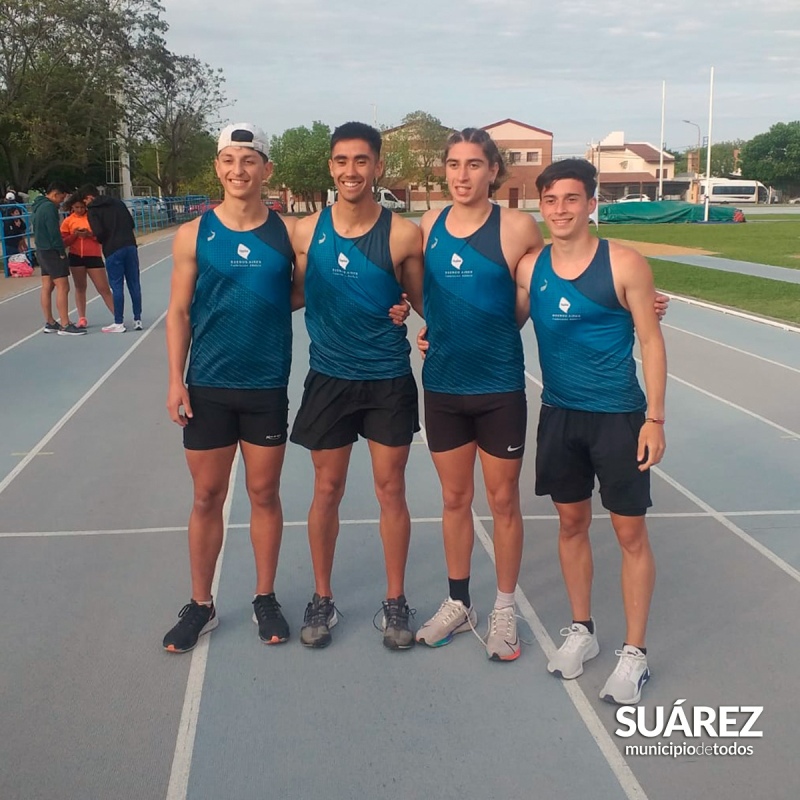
top-left (598, 200), bottom-right (741, 223)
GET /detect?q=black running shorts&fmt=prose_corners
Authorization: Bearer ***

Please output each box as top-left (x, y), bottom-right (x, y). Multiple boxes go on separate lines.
top-left (183, 386), bottom-right (289, 451)
top-left (37, 249), bottom-right (70, 279)
top-left (290, 369), bottom-right (419, 450)
top-left (68, 253), bottom-right (105, 269)
top-left (535, 405), bottom-right (651, 516)
top-left (424, 389), bottom-right (527, 459)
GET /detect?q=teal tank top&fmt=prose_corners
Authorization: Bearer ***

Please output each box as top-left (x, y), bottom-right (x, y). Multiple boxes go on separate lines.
top-left (528, 239), bottom-right (646, 412)
top-left (422, 204), bottom-right (524, 394)
top-left (186, 210), bottom-right (293, 389)
top-left (304, 206), bottom-right (410, 380)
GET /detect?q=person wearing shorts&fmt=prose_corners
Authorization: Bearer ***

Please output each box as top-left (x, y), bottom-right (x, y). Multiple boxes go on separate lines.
top-left (32, 182), bottom-right (86, 336)
top-left (516, 158), bottom-right (667, 705)
top-left (413, 128), bottom-right (543, 662)
top-left (60, 196), bottom-right (114, 328)
top-left (289, 121), bottom-right (424, 651)
top-left (163, 123), bottom-right (298, 653)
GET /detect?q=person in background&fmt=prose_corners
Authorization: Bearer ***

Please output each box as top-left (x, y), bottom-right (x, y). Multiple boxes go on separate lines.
top-left (60, 195), bottom-right (115, 328)
top-left (78, 184), bottom-right (143, 333)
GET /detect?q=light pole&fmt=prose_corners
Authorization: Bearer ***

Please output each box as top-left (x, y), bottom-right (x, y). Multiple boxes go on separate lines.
top-left (683, 119), bottom-right (702, 203)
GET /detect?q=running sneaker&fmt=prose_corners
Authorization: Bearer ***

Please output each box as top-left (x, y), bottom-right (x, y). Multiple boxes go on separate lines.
top-left (133, 319), bottom-right (143, 331)
top-left (415, 597), bottom-right (478, 647)
top-left (58, 323), bottom-right (87, 336)
top-left (42, 321), bottom-right (60, 334)
top-left (600, 645), bottom-right (650, 705)
top-left (251, 593), bottom-right (290, 644)
top-left (547, 621), bottom-right (599, 679)
top-left (379, 595), bottom-right (415, 650)
top-left (77, 317), bottom-right (88, 329)
top-left (102, 322), bottom-right (126, 333)
top-left (162, 600), bottom-right (218, 654)
top-left (299, 593), bottom-right (338, 648)
top-left (485, 606), bottom-right (521, 662)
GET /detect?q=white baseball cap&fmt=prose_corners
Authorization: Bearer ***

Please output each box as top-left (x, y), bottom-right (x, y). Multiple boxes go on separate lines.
top-left (217, 123), bottom-right (268, 158)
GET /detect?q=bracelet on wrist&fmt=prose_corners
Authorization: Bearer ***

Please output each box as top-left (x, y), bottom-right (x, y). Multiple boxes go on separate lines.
top-left (645, 417), bottom-right (665, 425)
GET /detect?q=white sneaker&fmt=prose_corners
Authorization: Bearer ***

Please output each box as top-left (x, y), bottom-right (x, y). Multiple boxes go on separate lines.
top-left (600, 645), bottom-right (650, 705)
top-left (416, 597), bottom-right (477, 647)
top-left (547, 621), bottom-right (599, 679)
top-left (485, 606), bottom-right (521, 662)
top-left (102, 323), bottom-right (126, 333)
top-left (133, 319), bottom-right (143, 331)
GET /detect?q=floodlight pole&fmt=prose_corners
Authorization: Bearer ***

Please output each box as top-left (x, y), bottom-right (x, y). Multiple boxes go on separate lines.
top-left (704, 67), bottom-right (714, 222)
top-left (658, 80), bottom-right (666, 200)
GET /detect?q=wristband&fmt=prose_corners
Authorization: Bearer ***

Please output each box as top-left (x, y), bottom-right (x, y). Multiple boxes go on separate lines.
top-left (645, 418), bottom-right (665, 425)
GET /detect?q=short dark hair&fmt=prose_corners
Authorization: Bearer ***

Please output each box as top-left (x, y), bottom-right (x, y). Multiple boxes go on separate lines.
top-left (330, 122), bottom-right (382, 157)
top-left (46, 181), bottom-right (70, 194)
top-left (536, 159), bottom-right (597, 199)
top-left (444, 128), bottom-right (508, 191)
top-left (78, 183), bottom-right (99, 201)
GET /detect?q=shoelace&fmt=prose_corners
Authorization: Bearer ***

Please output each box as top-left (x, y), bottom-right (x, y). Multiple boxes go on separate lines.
top-left (612, 649), bottom-right (647, 679)
top-left (558, 625), bottom-right (593, 653)
top-left (178, 601), bottom-right (212, 627)
top-left (372, 599), bottom-right (416, 631)
top-left (305, 597), bottom-right (339, 627)
top-left (253, 595), bottom-right (282, 621)
top-left (486, 608), bottom-right (534, 647)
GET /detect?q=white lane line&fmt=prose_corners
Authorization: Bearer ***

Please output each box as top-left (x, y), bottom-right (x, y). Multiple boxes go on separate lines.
top-left (525, 370), bottom-right (800, 585)
top-left (416, 422), bottom-right (649, 800)
top-left (0, 254), bottom-right (171, 359)
top-left (5, 510), bottom-right (800, 539)
top-left (0, 308), bottom-right (168, 497)
top-left (660, 293), bottom-right (800, 334)
top-left (0, 285), bottom-right (39, 305)
top-left (166, 452), bottom-right (241, 800)
top-left (661, 323), bottom-right (800, 375)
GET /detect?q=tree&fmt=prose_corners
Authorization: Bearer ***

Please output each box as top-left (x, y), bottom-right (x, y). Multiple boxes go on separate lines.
top-left (125, 47), bottom-right (225, 197)
top-left (696, 140), bottom-right (746, 178)
top-left (380, 125), bottom-right (416, 203)
top-left (269, 122), bottom-right (332, 212)
top-left (740, 122), bottom-right (800, 188)
top-left (0, 0), bottom-right (166, 190)
top-left (401, 111), bottom-right (451, 209)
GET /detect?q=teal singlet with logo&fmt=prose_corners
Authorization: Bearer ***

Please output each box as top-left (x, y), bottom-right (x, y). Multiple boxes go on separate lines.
top-left (304, 206), bottom-right (410, 380)
top-left (422, 204), bottom-right (524, 394)
top-left (186, 209), bottom-right (293, 389)
top-left (528, 239), bottom-right (646, 412)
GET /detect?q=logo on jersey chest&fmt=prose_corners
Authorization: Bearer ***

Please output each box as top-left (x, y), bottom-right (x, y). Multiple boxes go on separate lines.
top-left (444, 251), bottom-right (473, 278)
top-left (334, 251), bottom-right (358, 279)
top-left (231, 242), bottom-right (260, 268)
top-left (553, 295), bottom-right (581, 321)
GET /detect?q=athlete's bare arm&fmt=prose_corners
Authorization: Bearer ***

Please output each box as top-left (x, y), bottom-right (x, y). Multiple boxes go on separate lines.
top-left (499, 208), bottom-right (545, 276)
top-left (514, 250), bottom-right (540, 329)
top-left (166, 217), bottom-right (200, 426)
top-left (391, 214), bottom-right (424, 315)
top-left (289, 212), bottom-right (319, 312)
top-left (611, 241), bottom-right (667, 471)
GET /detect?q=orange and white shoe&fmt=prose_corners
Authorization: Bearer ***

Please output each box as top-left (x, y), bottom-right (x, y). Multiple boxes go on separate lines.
top-left (486, 606), bottom-right (521, 662)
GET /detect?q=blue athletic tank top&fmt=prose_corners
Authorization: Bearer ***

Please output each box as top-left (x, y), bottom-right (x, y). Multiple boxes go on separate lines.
top-left (304, 206), bottom-right (410, 380)
top-left (422, 204), bottom-right (524, 394)
top-left (528, 239), bottom-right (646, 412)
top-left (186, 209), bottom-right (293, 389)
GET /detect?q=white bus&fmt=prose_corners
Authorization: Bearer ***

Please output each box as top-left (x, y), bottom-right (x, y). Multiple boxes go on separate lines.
top-left (699, 178), bottom-right (768, 204)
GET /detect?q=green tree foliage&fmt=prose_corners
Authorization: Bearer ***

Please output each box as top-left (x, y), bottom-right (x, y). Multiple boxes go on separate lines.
top-left (380, 125), bottom-right (415, 199)
top-left (0, 0), bottom-right (166, 190)
top-left (740, 122), bottom-right (800, 188)
top-left (269, 122), bottom-right (332, 212)
top-left (401, 110), bottom-right (452, 209)
top-left (696, 140), bottom-right (746, 178)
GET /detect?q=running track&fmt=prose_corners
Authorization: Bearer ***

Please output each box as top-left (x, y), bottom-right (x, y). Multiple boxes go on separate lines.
top-left (1, 235), bottom-right (798, 800)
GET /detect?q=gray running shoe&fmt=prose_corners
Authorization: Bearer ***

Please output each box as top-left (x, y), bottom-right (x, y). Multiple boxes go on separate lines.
top-left (485, 606), bottom-right (521, 662)
top-left (600, 646), bottom-right (650, 705)
top-left (58, 323), bottom-right (87, 336)
top-left (547, 621), bottom-right (599, 679)
top-left (416, 597), bottom-right (477, 647)
top-left (379, 596), bottom-right (415, 650)
top-left (300, 593), bottom-right (338, 648)
top-left (42, 321), bottom-right (61, 334)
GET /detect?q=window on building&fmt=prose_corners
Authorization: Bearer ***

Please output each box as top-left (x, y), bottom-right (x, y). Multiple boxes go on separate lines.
top-left (509, 151), bottom-right (521, 163)
top-left (526, 151), bottom-right (541, 164)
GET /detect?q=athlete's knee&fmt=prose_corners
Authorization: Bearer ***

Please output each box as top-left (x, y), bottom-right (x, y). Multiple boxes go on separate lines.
top-left (312, 474), bottom-right (347, 510)
top-left (441, 483), bottom-right (474, 513)
top-left (246, 480), bottom-right (280, 511)
top-left (485, 482), bottom-right (520, 521)
top-left (557, 507), bottom-right (592, 541)
top-left (192, 485), bottom-right (228, 516)
top-left (373, 473), bottom-right (406, 510)
top-left (613, 518), bottom-right (650, 554)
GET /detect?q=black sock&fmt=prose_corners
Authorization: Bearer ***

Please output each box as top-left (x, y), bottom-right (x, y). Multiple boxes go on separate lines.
top-left (573, 618), bottom-right (594, 634)
top-left (448, 577), bottom-right (471, 608)
top-left (624, 642), bottom-right (647, 655)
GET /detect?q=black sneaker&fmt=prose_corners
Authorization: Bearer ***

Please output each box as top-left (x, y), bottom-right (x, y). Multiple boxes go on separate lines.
top-left (58, 323), bottom-right (87, 336)
top-left (252, 593), bottom-right (290, 644)
top-left (42, 321), bottom-right (60, 334)
top-left (163, 600), bottom-right (218, 653)
top-left (300, 593), bottom-right (338, 648)
top-left (379, 595), bottom-right (415, 650)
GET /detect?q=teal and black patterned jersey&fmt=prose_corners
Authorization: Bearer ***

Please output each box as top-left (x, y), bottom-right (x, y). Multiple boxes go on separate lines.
top-left (186, 210), bottom-right (293, 389)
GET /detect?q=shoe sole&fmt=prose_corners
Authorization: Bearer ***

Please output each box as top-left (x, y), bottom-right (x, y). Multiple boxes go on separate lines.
top-left (43, 328), bottom-right (59, 334)
top-left (547, 639), bottom-right (600, 679)
top-left (416, 616), bottom-right (477, 647)
top-left (600, 669), bottom-right (651, 705)
top-left (300, 610), bottom-right (338, 648)
top-left (251, 613), bottom-right (289, 644)
top-left (163, 616), bottom-right (219, 654)
top-left (488, 643), bottom-right (521, 662)
top-left (57, 331), bottom-right (87, 336)
top-left (383, 636), bottom-right (416, 651)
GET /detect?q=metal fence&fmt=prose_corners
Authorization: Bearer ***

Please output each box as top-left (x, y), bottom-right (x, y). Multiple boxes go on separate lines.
top-left (2, 195), bottom-right (209, 277)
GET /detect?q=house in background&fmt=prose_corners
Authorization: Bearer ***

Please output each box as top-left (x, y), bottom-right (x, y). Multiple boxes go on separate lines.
top-left (585, 132), bottom-right (682, 201)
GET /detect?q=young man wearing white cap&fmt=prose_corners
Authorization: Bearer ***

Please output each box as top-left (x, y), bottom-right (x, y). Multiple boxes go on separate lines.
top-left (163, 123), bottom-right (299, 652)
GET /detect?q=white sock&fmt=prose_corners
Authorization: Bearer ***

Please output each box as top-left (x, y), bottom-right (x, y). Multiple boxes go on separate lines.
top-left (494, 590), bottom-right (515, 611)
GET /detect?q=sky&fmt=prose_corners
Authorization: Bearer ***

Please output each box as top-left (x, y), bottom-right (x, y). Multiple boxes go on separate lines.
top-left (163, 0), bottom-right (800, 155)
